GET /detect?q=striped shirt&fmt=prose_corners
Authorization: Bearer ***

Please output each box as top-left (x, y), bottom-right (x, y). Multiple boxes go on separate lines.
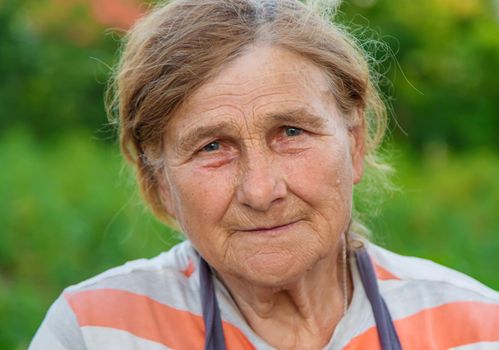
top-left (30, 241), bottom-right (499, 349)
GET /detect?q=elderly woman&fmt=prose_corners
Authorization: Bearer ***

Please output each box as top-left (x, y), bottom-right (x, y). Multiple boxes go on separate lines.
top-left (30, 0), bottom-right (498, 349)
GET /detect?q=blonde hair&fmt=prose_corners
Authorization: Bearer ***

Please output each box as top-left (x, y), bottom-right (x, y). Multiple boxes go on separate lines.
top-left (107, 0), bottom-right (391, 237)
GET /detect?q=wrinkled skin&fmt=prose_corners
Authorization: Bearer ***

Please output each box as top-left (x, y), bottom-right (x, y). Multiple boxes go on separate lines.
top-left (159, 46), bottom-right (364, 348)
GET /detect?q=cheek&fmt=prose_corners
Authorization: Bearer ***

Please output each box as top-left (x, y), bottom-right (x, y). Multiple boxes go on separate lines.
top-left (171, 166), bottom-right (236, 233)
top-left (284, 144), bottom-right (354, 206)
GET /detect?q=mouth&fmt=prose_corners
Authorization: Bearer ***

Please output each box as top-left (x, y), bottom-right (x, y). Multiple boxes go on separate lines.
top-left (239, 220), bottom-right (300, 234)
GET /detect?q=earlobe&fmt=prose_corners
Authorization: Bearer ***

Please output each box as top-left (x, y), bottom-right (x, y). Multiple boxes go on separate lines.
top-left (156, 168), bottom-right (177, 219)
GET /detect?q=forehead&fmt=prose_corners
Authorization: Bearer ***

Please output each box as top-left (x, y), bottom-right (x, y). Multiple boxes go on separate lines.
top-left (168, 45), bottom-right (335, 130)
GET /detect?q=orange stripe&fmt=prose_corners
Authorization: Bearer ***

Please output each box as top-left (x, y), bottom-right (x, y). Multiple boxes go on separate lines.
top-left (181, 258), bottom-right (195, 278)
top-left (373, 263), bottom-right (400, 281)
top-left (65, 289), bottom-right (255, 349)
top-left (344, 301), bottom-right (499, 350)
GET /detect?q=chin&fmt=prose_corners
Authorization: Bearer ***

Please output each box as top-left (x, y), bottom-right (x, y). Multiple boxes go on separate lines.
top-left (230, 249), bottom-right (323, 288)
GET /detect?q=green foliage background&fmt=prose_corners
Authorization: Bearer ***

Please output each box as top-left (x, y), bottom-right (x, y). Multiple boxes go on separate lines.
top-left (1, 0), bottom-right (498, 348)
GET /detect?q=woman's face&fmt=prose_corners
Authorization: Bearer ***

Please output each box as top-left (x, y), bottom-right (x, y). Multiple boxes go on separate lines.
top-left (160, 46), bottom-right (364, 287)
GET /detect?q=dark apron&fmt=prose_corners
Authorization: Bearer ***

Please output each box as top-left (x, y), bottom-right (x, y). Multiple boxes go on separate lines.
top-left (199, 248), bottom-right (403, 350)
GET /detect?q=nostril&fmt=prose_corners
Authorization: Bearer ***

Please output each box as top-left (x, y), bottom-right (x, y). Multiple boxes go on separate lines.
top-left (236, 166), bottom-right (287, 212)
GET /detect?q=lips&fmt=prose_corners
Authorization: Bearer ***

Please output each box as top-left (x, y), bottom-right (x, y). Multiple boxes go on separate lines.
top-left (239, 220), bottom-right (299, 233)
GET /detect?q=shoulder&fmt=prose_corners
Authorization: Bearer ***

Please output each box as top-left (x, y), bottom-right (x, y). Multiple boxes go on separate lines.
top-left (62, 239), bottom-right (204, 324)
top-left (366, 242), bottom-right (498, 301)
top-left (349, 242), bottom-right (499, 349)
top-left (30, 241), bottom-right (206, 350)
top-left (362, 242), bottom-right (499, 349)
top-left (65, 240), bottom-right (199, 295)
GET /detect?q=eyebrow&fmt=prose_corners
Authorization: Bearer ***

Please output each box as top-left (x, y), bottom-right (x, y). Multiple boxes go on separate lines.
top-left (265, 108), bottom-right (327, 129)
top-left (175, 108), bottom-right (326, 152)
top-left (175, 122), bottom-right (239, 153)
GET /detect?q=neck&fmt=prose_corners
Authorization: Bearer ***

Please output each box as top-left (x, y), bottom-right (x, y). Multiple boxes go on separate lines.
top-left (218, 243), bottom-right (352, 349)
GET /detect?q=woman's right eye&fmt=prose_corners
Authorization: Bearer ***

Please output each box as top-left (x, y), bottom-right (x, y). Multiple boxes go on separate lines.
top-left (284, 126), bottom-right (304, 137)
top-left (201, 141), bottom-right (220, 152)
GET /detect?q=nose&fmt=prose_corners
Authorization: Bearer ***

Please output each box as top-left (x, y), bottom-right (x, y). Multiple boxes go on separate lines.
top-left (236, 153), bottom-right (287, 212)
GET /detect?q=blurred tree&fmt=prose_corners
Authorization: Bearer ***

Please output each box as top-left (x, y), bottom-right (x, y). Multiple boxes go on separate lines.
top-left (1, 0), bottom-right (498, 151)
top-left (0, 0), bottom-right (142, 140)
top-left (339, 0), bottom-right (499, 151)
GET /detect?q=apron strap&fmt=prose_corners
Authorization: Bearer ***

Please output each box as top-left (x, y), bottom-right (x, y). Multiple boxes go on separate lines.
top-left (355, 248), bottom-right (403, 350)
top-left (199, 257), bottom-right (227, 350)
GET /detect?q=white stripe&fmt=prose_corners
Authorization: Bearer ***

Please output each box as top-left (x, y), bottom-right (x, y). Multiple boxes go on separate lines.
top-left (369, 244), bottom-right (499, 300)
top-left (380, 278), bottom-right (499, 320)
top-left (81, 326), bottom-right (173, 350)
top-left (450, 341), bottom-right (499, 350)
top-left (64, 241), bottom-right (204, 317)
top-left (29, 323), bottom-right (70, 350)
top-left (66, 241), bottom-right (195, 292)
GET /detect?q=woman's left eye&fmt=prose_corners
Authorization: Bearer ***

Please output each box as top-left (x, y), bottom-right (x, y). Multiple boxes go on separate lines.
top-left (284, 126), bottom-right (304, 137)
top-left (201, 141), bottom-right (220, 152)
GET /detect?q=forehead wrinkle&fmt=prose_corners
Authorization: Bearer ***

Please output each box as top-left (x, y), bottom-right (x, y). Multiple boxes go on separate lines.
top-left (193, 85), bottom-right (262, 103)
top-left (251, 98), bottom-right (307, 115)
top-left (192, 103), bottom-right (245, 116)
top-left (251, 98), bottom-right (329, 123)
top-left (203, 67), bottom-right (318, 89)
top-left (189, 65), bottom-right (326, 107)
top-left (187, 78), bottom-right (279, 107)
top-left (191, 83), bottom-right (299, 113)
top-left (239, 85), bottom-right (301, 109)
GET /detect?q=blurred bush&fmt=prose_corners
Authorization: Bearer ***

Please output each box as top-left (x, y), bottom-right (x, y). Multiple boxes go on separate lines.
top-left (359, 144), bottom-right (499, 286)
top-left (0, 128), bottom-right (181, 349)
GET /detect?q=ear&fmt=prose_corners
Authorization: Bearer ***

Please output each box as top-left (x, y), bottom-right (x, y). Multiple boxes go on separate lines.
top-left (348, 107), bottom-right (366, 185)
top-left (156, 167), bottom-right (177, 219)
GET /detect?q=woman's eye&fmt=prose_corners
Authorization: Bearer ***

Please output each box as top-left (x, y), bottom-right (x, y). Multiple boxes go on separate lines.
top-left (284, 127), bottom-right (303, 137)
top-left (201, 141), bottom-right (220, 152)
